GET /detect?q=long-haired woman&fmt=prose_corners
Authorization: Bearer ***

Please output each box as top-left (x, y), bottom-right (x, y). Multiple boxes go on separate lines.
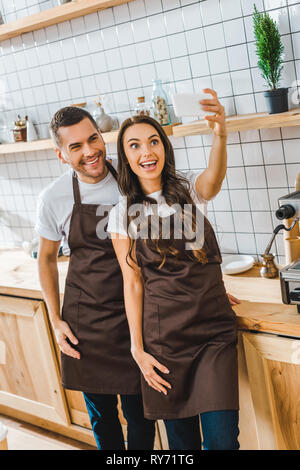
top-left (107, 89), bottom-right (240, 450)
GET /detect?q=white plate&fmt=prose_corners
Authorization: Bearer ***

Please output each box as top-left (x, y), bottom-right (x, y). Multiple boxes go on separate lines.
top-left (221, 255), bottom-right (254, 275)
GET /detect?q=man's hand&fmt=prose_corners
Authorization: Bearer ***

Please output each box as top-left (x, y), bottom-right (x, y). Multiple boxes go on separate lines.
top-left (201, 88), bottom-right (226, 137)
top-left (227, 293), bottom-right (241, 306)
top-left (53, 319), bottom-right (80, 359)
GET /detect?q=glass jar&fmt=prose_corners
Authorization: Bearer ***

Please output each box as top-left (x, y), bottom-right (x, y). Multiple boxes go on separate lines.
top-left (151, 79), bottom-right (170, 126)
top-left (134, 96), bottom-right (150, 116)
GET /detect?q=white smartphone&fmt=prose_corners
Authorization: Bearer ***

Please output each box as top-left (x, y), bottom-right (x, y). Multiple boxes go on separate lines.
top-left (171, 93), bottom-right (215, 117)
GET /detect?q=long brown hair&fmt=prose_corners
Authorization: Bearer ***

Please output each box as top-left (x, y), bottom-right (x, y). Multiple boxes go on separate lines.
top-left (117, 115), bottom-right (207, 268)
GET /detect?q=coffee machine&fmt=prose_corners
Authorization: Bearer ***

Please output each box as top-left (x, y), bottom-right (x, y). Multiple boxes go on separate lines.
top-left (277, 190), bottom-right (300, 313)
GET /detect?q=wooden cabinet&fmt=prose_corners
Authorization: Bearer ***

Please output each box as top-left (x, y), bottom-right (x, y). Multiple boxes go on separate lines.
top-left (241, 331), bottom-right (300, 450)
top-left (64, 390), bottom-right (91, 429)
top-left (158, 332), bottom-right (300, 450)
top-left (2, 255), bottom-right (300, 449)
top-left (0, 293), bottom-right (129, 444)
top-left (3, 284), bottom-right (300, 450)
top-left (0, 295), bottom-right (69, 426)
top-left (0, 293), bottom-right (162, 448)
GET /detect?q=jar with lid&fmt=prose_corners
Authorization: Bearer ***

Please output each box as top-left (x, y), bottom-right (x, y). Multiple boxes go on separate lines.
top-left (13, 115), bottom-right (27, 142)
top-left (134, 96), bottom-right (150, 117)
top-left (151, 79), bottom-right (170, 126)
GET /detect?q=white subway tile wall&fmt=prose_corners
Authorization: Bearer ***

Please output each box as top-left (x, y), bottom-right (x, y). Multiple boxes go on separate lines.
top-left (0, 0), bottom-right (299, 265)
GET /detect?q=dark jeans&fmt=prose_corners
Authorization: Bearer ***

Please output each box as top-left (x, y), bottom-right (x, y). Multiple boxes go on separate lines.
top-left (164, 410), bottom-right (240, 450)
top-left (83, 393), bottom-right (155, 450)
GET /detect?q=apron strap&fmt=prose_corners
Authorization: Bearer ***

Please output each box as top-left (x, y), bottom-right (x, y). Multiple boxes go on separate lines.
top-left (72, 161), bottom-right (118, 205)
top-left (72, 172), bottom-right (82, 206)
top-left (105, 160), bottom-right (118, 181)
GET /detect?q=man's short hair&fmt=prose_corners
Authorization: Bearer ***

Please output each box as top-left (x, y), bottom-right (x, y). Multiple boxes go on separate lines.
top-left (49, 106), bottom-right (99, 148)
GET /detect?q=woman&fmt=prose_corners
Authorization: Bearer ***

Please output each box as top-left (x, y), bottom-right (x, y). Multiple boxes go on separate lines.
top-left (107, 89), bottom-right (240, 450)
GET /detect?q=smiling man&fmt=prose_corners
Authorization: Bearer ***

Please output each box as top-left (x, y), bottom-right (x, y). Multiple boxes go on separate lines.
top-left (35, 106), bottom-right (155, 450)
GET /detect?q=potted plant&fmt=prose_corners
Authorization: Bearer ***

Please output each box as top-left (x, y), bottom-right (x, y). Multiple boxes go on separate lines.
top-left (253, 5), bottom-right (288, 114)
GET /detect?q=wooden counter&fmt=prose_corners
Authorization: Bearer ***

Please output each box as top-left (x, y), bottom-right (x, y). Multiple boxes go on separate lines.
top-left (1, 249), bottom-right (299, 337)
top-left (0, 249), bottom-right (68, 300)
top-left (224, 265), bottom-right (300, 338)
top-left (1, 248), bottom-right (300, 450)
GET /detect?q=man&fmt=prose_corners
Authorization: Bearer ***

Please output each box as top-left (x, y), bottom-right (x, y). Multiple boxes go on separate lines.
top-left (35, 106), bottom-right (155, 450)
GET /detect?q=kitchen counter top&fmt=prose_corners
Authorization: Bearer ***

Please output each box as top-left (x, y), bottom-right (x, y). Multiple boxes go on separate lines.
top-left (0, 249), bottom-right (69, 301)
top-left (224, 264), bottom-right (300, 338)
top-left (1, 249), bottom-right (300, 338)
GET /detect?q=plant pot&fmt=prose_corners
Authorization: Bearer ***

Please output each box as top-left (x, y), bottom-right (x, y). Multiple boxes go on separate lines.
top-left (264, 87), bottom-right (289, 114)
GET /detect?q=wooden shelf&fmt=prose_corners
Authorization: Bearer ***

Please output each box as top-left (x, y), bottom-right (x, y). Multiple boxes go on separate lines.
top-left (0, 124), bottom-right (177, 155)
top-left (0, 0), bottom-right (134, 41)
top-left (173, 108), bottom-right (300, 138)
top-left (0, 138), bottom-right (52, 155)
top-left (2, 108), bottom-right (300, 154)
top-left (0, 133), bottom-right (117, 155)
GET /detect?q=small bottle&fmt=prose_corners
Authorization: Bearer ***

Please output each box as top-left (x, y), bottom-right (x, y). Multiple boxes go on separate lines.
top-left (134, 96), bottom-right (150, 116)
top-left (26, 116), bottom-right (38, 142)
top-left (151, 79), bottom-right (170, 126)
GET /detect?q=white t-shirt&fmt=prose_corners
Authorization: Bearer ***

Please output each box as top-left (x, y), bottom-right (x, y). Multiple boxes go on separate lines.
top-left (35, 160), bottom-right (121, 255)
top-left (107, 170), bottom-right (207, 238)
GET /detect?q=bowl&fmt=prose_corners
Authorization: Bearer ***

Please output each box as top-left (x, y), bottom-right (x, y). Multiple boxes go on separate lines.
top-left (221, 254), bottom-right (255, 275)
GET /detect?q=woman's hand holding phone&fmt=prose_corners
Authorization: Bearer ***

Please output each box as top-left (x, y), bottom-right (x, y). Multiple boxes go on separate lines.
top-left (200, 88), bottom-right (227, 137)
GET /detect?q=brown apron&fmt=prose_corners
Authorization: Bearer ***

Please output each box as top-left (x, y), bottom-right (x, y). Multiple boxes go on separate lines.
top-left (136, 210), bottom-right (239, 420)
top-left (61, 162), bottom-right (141, 394)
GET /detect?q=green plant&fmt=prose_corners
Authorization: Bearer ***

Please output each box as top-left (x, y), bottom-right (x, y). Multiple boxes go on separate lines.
top-left (253, 4), bottom-right (284, 90)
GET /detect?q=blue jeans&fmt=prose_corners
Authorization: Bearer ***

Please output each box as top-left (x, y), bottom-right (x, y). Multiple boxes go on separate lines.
top-left (164, 410), bottom-right (240, 450)
top-left (83, 393), bottom-right (155, 450)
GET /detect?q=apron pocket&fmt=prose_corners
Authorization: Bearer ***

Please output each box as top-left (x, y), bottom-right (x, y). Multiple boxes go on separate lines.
top-left (143, 302), bottom-right (162, 356)
top-left (61, 284), bottom-right (81, 334)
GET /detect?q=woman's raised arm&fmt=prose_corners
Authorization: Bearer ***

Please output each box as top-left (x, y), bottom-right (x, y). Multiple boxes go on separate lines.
top-left (195, 88), bottom-right (227, 201)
